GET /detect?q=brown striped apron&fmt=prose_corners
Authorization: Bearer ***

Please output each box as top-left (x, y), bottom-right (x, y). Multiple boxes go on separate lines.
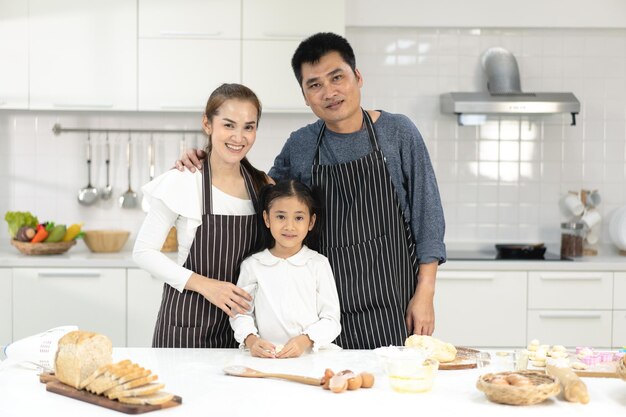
top-left (152, 159), bottom-right (262, 348)
top-left (312, 110), bottom-right (419, 349)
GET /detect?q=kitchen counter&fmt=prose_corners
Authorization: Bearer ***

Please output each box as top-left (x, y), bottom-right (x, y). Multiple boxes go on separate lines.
top-left (1, 348), bottom-right (624, 416)
top-left (0, 244), bottom-right (624, 270)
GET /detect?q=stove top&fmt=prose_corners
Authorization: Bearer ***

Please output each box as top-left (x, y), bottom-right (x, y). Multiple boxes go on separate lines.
top-left (446, 250), bottom-right (572, 261)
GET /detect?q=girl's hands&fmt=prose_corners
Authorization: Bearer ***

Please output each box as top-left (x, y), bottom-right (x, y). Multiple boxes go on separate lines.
top-left (275, 335), bottom-right (313, 359)
top-left (245, 335), bottom-right (276, 358)
top-left (185, 273), bottom-right (252, 318)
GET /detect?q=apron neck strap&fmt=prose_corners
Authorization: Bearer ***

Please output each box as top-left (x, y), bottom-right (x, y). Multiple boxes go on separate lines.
top-left (201, 156), bottom-right (259, 215)
top-left (314, 109), bottom-right (380, 164)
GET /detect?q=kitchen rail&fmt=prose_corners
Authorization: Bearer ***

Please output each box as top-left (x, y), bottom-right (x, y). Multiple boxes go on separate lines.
top-left (52, 123), bottom-right (203, 136)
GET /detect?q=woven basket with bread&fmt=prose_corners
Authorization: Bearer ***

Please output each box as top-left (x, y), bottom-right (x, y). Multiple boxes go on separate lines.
top-left (477, 371), bottom-right (560, 405)
top-left (54, 330), bottom-right (174, 406)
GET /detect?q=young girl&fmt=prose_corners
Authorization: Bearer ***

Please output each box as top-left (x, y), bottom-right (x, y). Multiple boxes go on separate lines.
top-left (229, 180), bottom-right (341, 358)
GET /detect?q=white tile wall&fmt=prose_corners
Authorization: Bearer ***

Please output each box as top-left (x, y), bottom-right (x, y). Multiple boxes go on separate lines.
top-left (0, 27), bottom-right (625, 249)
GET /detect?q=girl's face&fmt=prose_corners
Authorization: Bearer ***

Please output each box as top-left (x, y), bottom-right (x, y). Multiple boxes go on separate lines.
top-left (263, 196), bottom-right (316, 257)
top-left (203, 99), bottom-right (258, 165)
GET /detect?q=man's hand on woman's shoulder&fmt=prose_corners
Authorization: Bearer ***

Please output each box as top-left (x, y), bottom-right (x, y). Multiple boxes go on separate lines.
top-left (175, 148), bottom-right (207, 172)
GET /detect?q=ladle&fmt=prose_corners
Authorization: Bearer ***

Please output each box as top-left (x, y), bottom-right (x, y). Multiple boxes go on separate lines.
top-left (77, 131), bottom-right (98, 205)
top-left (119, 133), bottom-right (138, 209)
top-left (223, 365), bottom-right (322, 386)
top-left (141, 134), bottom-right (155, 212)
top-left (100, 132), bottom-right (113, 200)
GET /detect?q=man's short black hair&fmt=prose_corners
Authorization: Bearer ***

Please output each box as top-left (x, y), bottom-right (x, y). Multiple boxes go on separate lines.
top-left (291, 32), bottom-right (357, 87)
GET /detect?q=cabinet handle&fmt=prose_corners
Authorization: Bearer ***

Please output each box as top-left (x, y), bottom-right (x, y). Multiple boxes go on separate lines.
top-left (38, 271), bottom-right (101, 278)
top-left (159, 31), bottom-right (222, 38)
top-left (538, 312), bottom-right (602, 319)
top-left (539, 275), bottom-right (603, 281)
top-left (262, 31), bottom-right (310, 38)
top-left (159, 104), bottom-right (201, 111)
top-left (53, 103), bottom-right (114, 109)
top-left (439, 273), bottom-right (495, 281)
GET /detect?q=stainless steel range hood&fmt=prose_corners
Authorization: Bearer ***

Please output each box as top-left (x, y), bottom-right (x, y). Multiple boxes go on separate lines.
top-left (440, 47), bottom-right (580, 126)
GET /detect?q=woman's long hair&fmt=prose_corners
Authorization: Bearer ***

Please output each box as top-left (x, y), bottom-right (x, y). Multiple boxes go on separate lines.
top-left (203, 83), bottom-right (268, 194)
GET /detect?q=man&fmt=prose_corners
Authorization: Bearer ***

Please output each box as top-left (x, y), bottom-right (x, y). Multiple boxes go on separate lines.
top-left (177, 32), bottom-right (446, 349)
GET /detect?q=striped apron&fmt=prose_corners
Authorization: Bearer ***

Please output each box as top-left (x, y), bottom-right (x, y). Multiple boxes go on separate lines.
top-left (152, 159), bottom-right (261, 348)
top-left (312, 110), bottom-right (419, 349)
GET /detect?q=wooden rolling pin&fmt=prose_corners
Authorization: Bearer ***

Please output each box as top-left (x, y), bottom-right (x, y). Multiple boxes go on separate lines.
top-left (546, 364), bottom-right (589, 404)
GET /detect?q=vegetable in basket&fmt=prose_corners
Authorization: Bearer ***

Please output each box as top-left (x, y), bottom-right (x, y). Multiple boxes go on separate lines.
top-left (4, 211), bottom-right (39, 239)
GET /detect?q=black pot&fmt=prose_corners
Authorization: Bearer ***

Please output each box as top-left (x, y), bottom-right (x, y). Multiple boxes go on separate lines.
top-left (495, 243), bottom-right (546, 259)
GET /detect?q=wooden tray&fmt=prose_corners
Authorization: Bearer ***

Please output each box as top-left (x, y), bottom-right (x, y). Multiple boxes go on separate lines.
top-left (439, 346), bottom-right (480, 370)
top-left (572, 360), bottom-right (619, 379)
top-left (39, 373), bottom-right (182, 414)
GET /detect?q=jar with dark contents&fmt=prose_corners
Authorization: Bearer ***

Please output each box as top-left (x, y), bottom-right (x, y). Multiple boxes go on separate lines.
top-left (560, 222), bottom-right (584, 258)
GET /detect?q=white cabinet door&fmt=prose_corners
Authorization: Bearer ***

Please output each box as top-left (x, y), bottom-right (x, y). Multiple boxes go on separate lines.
top-left (615, 272), bottom-right (626, 309)
top-left (0, 0), bottom-right (28, 109)
top-left (434, 270), bottom-right (527, 347)
top-left (242, 40), bottom-right (308, 112)
top-left (528, 271), bottom-right (613, 310)
top-left (29, 0), bottom-right (136, 110)
top-left (127, 269), bottom-right (164, 347)
top-left (138, 39), bottom-right (240, 111)
top-left (613, 310), bottom-right (626, 348)
top-left (139, 0), bottom-right (240, 39)
top-left (0, 269), bottom-right (12, 345)
top-left (527, 310), bottom-right (612, 348)
top-left (13, 268), bottom-right (126, 346)
top-left (242, 0), bottom-right (345, 39)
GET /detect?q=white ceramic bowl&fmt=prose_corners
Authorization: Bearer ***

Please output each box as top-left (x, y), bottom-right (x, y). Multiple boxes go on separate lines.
top-left (609, 206), bottom-right (626, 251)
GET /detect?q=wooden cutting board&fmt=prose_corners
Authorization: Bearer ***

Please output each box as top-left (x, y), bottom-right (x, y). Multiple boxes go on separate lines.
top-left (439, 347), bottom-right (480, 370)
top-left (572, 361), bottom-right (619, 379)
top-left (39, 373), bottom-right (182, 414)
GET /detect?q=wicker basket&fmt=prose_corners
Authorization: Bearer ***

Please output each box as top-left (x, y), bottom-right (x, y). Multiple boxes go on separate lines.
top-left (477, 371), bottom-right (561, 405)
top-left (161, 227), bottom-right (177, 252)
top-left (10, 239), bottom-right (77, 255)
top-left (618, 356), bottom-right (626, 382)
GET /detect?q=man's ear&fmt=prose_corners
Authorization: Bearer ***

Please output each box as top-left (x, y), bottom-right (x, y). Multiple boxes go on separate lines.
top-left (354, 68), bottom-right (364, 87)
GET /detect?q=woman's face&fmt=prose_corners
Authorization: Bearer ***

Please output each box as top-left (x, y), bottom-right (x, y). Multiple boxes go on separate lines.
top-left (263, 196), bottom-right (316, 257)
top-left (203, 99), bottom-right (258, 165)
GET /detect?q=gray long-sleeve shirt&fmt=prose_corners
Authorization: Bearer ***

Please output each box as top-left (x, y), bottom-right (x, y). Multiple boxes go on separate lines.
top-left (268, 110), bottom-right (446, 265)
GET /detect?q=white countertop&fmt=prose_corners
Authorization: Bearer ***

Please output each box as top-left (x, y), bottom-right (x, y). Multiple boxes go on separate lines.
top-left (1, 348), bottom-right (624, 416)
top-left (0, 243), bottom-right (624, 271)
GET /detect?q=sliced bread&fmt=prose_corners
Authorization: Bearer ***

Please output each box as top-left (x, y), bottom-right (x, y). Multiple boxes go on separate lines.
top-left (54, 330), bottom-right (112, 389)
top-left (118, 391), bottom-right (174, 405)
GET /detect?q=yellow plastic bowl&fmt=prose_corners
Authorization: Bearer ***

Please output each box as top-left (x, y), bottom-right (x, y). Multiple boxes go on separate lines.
top-left (83, 230), bottom-right (130, 253)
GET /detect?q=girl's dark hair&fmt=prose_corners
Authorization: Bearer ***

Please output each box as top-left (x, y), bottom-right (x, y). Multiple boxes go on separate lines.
top-left (291, 32), bottom-right (357, 87)
top-left (253, 180), bottom-right (324, 253)
top-left (203, 83), bottom-right (268, 194)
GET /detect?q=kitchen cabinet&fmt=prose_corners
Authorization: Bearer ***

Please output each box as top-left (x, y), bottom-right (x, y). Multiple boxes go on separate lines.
top-left (12, 268), bottom-right (126, 346)
top-left (527, 271), bottom-right (613, 348)
top-left (28, 0), bottom-right (136, 110)
top-left (614, 272), bottom-right (626, 347)
top-left (0, 0), bottom-right (28, 109)
top-left (0, 269), bottom-right (12, 345)
top-left (434, 270), bottom-right (527, 347)
top-left (241, 0), bottom-right (344, 112)
top-left (137, 0), bottom-right (241, 111)
top-left (127, 269), bottom-right (164, 347)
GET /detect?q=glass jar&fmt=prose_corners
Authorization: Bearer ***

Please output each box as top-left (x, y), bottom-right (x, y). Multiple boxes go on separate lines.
top-left (560, 222), bottom-right (584, 258)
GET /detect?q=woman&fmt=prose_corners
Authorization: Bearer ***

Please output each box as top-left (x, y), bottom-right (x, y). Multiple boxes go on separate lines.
top-left (133, 83), bottom-right (271, 348)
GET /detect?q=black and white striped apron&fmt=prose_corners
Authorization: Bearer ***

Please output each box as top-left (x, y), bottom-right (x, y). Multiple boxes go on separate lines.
top-left (312, 110), bottom-right (419, 349)
top-left (152, 159), bottom-right (261, 348)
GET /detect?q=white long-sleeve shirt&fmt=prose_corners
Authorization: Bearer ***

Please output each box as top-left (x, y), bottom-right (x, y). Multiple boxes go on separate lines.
top-left (132, 169), bottom-right (255, 291)
top-left (229, 246), bottom-right (342, 351)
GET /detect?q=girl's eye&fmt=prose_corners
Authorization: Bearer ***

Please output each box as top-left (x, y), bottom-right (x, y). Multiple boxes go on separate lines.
top-left (296, 216), bottom-right (304, 221)
top-left (276, 215), bottom-right (285, 220)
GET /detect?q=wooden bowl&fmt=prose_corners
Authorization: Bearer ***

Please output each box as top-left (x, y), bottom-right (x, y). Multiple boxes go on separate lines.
top-left (10, 239), bottom-right (77, 255)
top-left (476, 371), bottom-right (560, 405)
top-left (83, 230), bottom-right (130, 253)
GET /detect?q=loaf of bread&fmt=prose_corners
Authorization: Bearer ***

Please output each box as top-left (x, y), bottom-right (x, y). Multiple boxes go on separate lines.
top-left (405, 335), bottom-right (457, 363)
top-left (54, 330), bottom-right (113, 389)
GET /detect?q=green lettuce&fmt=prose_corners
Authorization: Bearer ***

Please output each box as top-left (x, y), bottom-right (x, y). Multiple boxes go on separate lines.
top-left (4, 211), bottom-right (39, 238)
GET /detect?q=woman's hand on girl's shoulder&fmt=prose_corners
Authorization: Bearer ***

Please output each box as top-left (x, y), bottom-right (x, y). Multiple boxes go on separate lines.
top-left (185, 273), bottom-right (251, 317)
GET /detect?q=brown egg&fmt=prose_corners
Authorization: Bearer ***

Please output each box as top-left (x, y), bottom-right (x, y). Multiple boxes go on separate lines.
top-left (505, 374), bottom-right (524, 385)
top-left (329, 375), bottom-right (348, 393)
top-left (490, 377), bottom-right (510, 385)
top-left (322, 368), bottom-right (335, 390)
top-left (360, 372), bottom-right (375, 388)
top-left (511, 377), bottom-right (531, 387)
top-left (347, 374), bottom-right (363, 390)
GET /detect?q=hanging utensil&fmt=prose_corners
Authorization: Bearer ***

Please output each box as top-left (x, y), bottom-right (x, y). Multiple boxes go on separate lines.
top-left (119, 133), bottom-right (138, 209)
top-left (141, 134), bottom-right (155, 212)
top-left (77, 131), bottom-right (98, 205)
top-left (223, 366), bottom-right (322, 386)
top-left (100, 132), bottom-right (113, 200)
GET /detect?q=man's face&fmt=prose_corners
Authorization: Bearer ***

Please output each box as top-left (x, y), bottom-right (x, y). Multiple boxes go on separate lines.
top-left (300, 51), bottom-right (363, 132)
